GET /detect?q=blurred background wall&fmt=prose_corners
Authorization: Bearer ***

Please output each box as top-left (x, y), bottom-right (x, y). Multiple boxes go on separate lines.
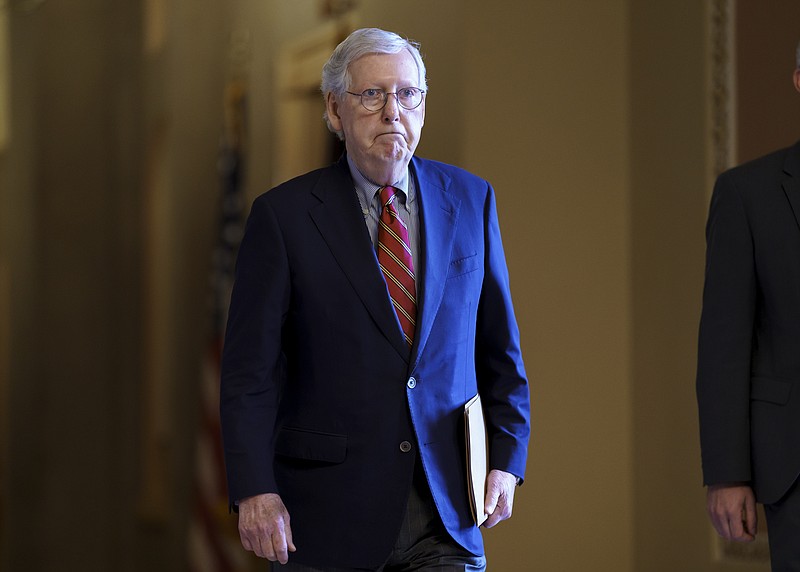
top-left (1, 1), bottom-right (800, 571)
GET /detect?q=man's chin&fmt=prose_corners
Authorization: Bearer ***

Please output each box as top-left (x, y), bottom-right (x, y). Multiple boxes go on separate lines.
top-left (361, 148), bottom-right (405, 167)
top-left (380, 143), bottom-right (412, 161)
top-left (353, 153), bottom-right (412, 185)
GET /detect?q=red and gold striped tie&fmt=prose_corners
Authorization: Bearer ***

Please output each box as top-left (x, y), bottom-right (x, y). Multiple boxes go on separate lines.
top-left (377, 186), bottom-right (417, 346)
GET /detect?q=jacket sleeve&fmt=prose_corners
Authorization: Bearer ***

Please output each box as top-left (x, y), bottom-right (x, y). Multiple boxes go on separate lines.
top-left (475, 182), bottom-right (531, 483)
top-left (696, 172), bottom-right (757, 486)
top-left (219, 196), bottom-right (290, 507)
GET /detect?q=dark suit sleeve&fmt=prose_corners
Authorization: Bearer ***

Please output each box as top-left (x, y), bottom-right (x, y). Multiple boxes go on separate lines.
top-left (220, 196), bottom-right (289, 506)
top-left (696, 172), bottom-right (757, 486)
top-left (475, 182), bottom-right (531, 483)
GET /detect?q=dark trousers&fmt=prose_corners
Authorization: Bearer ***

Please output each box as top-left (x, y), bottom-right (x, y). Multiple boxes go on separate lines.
top-left (765, 477), bottom-right (800, 571)
top-left (273, 462), bottom-right (485, 572)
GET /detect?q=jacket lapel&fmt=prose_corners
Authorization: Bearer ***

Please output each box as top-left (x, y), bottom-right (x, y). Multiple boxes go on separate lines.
top-left (410, 157), bottom-right (461, 368)
top-left (783, 141), bottom-right (800, 231)
top-left (308, 159), bottom-right (410, 360)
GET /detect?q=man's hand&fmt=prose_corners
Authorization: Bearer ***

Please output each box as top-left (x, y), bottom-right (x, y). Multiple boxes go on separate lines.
top-left (483, 469), bottom-right (518, 528)
top-left (238, 493), bottom-right (296, 563)
top-left (706, 483), bottom-right (757, 542)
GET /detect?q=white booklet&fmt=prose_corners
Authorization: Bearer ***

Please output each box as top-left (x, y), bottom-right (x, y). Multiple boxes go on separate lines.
top-left (464, 393), bottom-right (488, 526)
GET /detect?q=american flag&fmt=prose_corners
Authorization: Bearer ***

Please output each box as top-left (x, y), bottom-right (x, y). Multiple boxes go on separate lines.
top-left (187, 79), bottom-right (252, 572)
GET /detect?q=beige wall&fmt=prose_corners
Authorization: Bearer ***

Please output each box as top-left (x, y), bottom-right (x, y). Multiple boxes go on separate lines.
top-left (0, 4), bottom-right (8, 558)
top-left (459, 2), bottom-right (634, 570)
top-left (2, 2), bottom-right (148, 570)
top-left (0, 8), bottom-right (8, 151)
top-left (1, 1), bottom-right (790, 571)
top-left (629, 2), bottom-right (713, 570)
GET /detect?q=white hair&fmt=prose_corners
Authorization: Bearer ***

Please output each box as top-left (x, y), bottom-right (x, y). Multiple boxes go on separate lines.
top-left (321, 28), bottom-right (428, 139)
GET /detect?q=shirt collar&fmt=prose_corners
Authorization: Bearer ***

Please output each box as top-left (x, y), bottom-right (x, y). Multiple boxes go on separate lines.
top-left (347, 154), bottom-right (414, 208)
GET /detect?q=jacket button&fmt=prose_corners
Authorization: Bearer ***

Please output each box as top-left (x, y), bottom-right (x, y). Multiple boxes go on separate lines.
top-left (407, 377), bottom-right (417, 389)
top-left (399, 441), bottom-right (412, 453)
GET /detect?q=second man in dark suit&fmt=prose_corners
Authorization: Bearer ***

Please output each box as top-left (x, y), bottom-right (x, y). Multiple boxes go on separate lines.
top-left (697, 41), bottom-right (800, 572)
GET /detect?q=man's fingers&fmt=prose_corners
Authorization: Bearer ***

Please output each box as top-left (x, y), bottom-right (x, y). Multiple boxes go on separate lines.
top-left (743, 494), bottom-right (758, 537)
top-left (239, 533), bottom-right (254, 552)
top-left (237, 493), bottom-right (296, 561)
top-left (483, 498), bottom-right (504, 528)
top-left (706, 484), bottom-right (756, 542)
top-left (272, 519), bottom-right (290, 564)
top-left (730, 518), bottom-right (754, 542)
top-left (709, 504), bottom-right (743, 540)
top-left (286, 522), bottom-right (297, 554)
top-left (483, 469), bottom-right (517, 528)
top-left (726, 511), bottom-right (747, 541)
top-left (484, 486), bottom-right (499, 516)
top-left (258, 536), bottom-right (271, 560)
top-left (708, 510), bottom-right (726, 538)
top-left (241, 518), bottom-right (293, 562)
top-left (239, 525), bottom-right (286, 562)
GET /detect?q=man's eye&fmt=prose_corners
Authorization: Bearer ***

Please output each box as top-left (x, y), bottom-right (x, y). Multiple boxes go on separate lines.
top-left (399, 88), bottom-right (416, 98)
top-left (363, 89), bottom-right (381, 98)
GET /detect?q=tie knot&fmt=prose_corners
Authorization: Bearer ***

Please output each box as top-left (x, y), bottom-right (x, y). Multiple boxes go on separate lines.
top-left (380, 186), bottom-right (398, 208)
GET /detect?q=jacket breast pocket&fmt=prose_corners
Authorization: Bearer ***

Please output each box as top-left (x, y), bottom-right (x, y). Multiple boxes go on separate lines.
top-left (750, 376), bottom-right (792, 405)
top-left (447, 252), bottom-right (479, 278)
top-left (274, 426), bottom-right (348, 464)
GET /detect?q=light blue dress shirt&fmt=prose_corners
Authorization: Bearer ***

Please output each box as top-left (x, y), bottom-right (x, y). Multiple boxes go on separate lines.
top-left (347, 156), bottom-right (421, 291)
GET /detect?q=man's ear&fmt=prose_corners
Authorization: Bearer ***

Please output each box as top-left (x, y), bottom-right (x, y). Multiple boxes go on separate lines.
top-left (326, 92), bottom-right (343, 133)
top-left (794, 69), bottom-right (800, 94)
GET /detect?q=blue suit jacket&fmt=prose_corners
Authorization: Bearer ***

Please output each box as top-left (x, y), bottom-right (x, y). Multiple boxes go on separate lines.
top-left (220, 155), bottom-right (530, 568)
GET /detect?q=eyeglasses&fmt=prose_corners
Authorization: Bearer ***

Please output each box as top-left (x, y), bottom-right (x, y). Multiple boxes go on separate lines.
top-left (344, 87), bottom-right (425, 112)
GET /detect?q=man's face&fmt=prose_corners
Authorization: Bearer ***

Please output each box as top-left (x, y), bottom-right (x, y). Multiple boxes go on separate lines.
top-left (326, 50), bottom-right (425, 185)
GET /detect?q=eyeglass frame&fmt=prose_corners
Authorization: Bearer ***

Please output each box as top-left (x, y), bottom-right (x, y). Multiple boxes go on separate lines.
top-left (344, 87), bottom-right (426, 112)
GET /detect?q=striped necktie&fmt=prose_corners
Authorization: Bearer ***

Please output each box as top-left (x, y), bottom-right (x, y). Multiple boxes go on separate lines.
top-left (377, 186), bottom-right (417, 346)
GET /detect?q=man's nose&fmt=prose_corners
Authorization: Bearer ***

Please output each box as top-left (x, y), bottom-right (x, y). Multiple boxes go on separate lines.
top-left (382, 93), bottom-right (400, 122)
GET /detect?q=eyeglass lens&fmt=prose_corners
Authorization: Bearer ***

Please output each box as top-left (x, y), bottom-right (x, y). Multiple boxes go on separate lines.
top-left (360, 88), bottom-right (423, 111)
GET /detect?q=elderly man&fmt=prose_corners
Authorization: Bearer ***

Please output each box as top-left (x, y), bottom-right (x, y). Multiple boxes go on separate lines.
top-left (697, 42), bottom-right (800, 571)
top-left (220, 27), bottom-right (530, 571)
